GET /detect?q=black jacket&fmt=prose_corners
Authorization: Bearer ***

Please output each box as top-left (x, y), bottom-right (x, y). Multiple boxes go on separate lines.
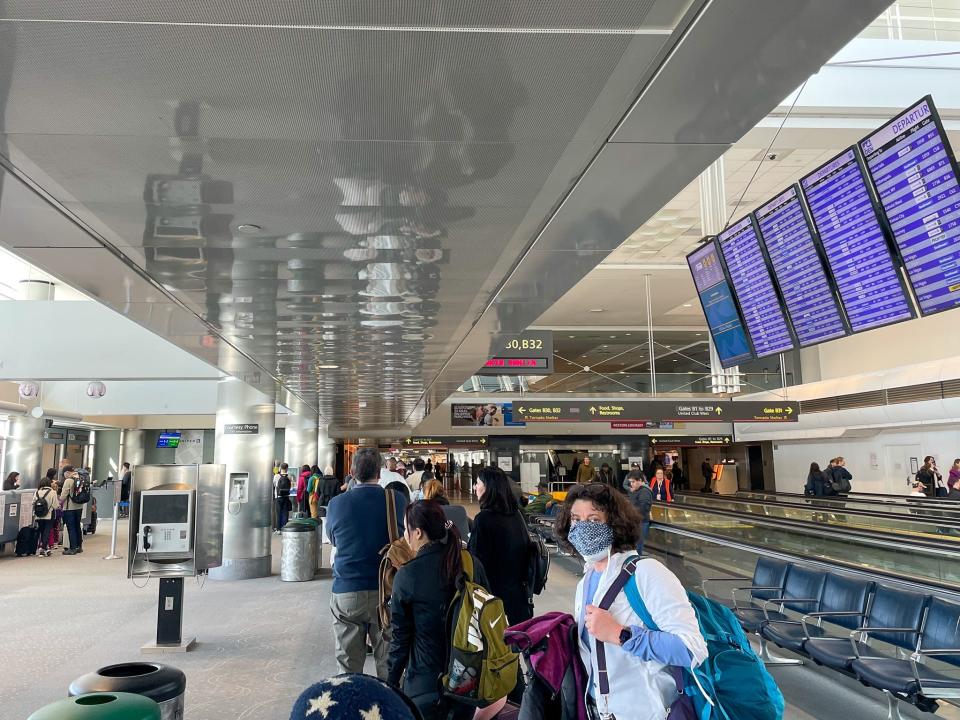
top-left (433, 497), bottom-right (472, 540)
top-left (468, 508), bottom-right (533, 625)
top-left (804, 471), bottom-right (831, 497)
top-left (597, 468), bottom-right (618, 488)
top-left (317, 474), bottom-right (340, 507)
top-left (388, 543), bottom-right (489, 708)
top-left (828, 466), bottom-right (852, 494)
top-left (628, 486), bottom-right (654, 521)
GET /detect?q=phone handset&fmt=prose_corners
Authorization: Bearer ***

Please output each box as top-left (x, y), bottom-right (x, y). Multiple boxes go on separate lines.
top-left (142, 525), bottom-right (152, 551)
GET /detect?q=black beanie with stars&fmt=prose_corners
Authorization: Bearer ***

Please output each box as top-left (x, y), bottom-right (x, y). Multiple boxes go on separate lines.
top-left (290, 674), bottom-right (422, 720)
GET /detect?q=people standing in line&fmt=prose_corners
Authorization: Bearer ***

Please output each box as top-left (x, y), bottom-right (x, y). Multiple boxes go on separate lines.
top-left (700, 458), bottom-right (714, 493)
top-left (576, 455), bottom-right (597, 484)
top-left (388, 500), bottom-right (491, 720)
top-left (468, 467), bottom-right (533, 625)
top-left (916, 456), bottom-right (942, 497)
top-left (598, 462), bottom-right (618, 489)
top-left (33, 477), bottom-right (57, 557)
top-left (649, 468), bottom-right (672, 503)
top-left (406, 458), bottom-right (426, 496)
top-left (385, 480), bottom-right (412, 505)
top-left (296, 464), bottom-right (311, 516)
top-left (317, 465), bottom-right (340, 509)
top-left (379, 457), bottom-right (406, 488)
top-left (3, 471), bottom-right (20, 491)
top-left (274, 463), bottom-right (292, 534)
top-left (306, 465), bottom-right (322, 519)
top-left (555, 483), bottom-right (707, 720)
top-left (397, 460), bottom-right (408, 478)
top-left (58, 466), bottom-right (85, 555)
top-left (627, 472), bottom-right (654, 554)
top-left (325, 447), bottom-right (407, 679)
top-left (422, 479), bottom-right (471, 539)
top-left (119, 462), bottom-right (132, 518)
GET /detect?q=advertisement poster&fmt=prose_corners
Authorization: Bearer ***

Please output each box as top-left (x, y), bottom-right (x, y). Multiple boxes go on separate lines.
top-left (451, 402), bottom-right (525, 427)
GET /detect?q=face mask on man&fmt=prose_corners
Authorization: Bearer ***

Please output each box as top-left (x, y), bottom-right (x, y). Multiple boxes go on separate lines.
top-left (567, 520), bottom-right (614, 565)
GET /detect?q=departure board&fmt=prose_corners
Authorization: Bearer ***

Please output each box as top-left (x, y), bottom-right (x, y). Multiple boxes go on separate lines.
top-left (755, 186), bottom-right (849, 346)
top-left (717, 215), bottom-right (795, 358)
top-left (686, 240), bottom-right (754, 367)
top-left (800, 148), bottom-right (915, 332)
top-left (860, 96), bottom-right (960, 316)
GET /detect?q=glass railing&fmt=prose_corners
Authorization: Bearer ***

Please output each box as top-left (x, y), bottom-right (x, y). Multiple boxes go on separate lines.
top-left (650, 502), bottom-right (960, 589)
top-left (673, 493), bottom-right (960, 539)
top-left (457, 372), bottom-right (789, 395)
top-left (729, 490), bottom-right (960, 516)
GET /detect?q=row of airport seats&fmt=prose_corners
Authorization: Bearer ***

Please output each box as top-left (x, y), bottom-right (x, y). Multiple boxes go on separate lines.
top-left (705, 557), bottom-right (960, 718)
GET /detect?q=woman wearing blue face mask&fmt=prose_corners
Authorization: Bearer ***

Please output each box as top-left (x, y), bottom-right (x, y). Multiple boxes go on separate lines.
top-left (555, 483), bottom-right (707, 720)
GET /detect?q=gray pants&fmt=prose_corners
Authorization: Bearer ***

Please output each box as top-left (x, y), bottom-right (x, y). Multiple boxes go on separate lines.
top-left (330, 590), bottom-right (388, 679)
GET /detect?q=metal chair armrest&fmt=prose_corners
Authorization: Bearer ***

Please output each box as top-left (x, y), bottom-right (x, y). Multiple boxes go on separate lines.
top-left (914, 648), bottom-right (960, 657)
top-left (806, 611), bottom-right (865, 619)
top-left (700, 575), bottom-right (750, 597)
top-left (760, 597), bottom-right (819, 620)
top-left (850, 626), bottom-right (921, 658)
top-left (731, 585), bottom-right (782, 610)
top-left (909, 649), bottom-right (960, 695)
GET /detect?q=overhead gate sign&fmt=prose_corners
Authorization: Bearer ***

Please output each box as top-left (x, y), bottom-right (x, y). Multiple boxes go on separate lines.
top-left (512, 400), bottom-right (798, 423)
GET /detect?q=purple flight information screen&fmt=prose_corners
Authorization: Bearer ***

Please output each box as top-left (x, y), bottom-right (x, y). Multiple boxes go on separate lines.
top-left (755, 186), bottom-right (848, 347)
top-left (687, 241), bottom-right (753, 367)
top-left (717, 215), bottom-right (795, 358)
top-left (800, 148), bottom-right (915, 332)
top-left (860, 97), bottom-right (960, 316)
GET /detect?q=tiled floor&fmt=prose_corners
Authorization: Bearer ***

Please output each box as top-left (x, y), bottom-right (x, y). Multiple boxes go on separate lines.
top-left (0, 518), bottom-right (957, 719)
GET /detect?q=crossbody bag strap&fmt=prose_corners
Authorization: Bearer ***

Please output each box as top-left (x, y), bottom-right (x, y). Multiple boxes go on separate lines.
top-left (593, 557), bottom-right (640, 701)
top-left (385, 488), bottom-right (399, 543)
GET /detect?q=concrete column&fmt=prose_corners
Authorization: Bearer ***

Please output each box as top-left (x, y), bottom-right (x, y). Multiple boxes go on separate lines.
top-left (208, 376), bottom-right (276, 581)
top-left (284, 412), bottom-right (318, 468)
top-left (122, 429), bottom-right (146, 467)
top-left (4, 414), bottom-right (45, 488)
top-left (318, 424), bottom-right (336, 473)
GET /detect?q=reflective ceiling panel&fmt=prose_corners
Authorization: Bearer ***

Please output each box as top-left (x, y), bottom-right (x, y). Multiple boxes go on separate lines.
top-left (0, 0), bottom-right (892, 432)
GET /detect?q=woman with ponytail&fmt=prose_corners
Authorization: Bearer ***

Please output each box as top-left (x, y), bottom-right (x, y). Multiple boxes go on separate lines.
top-left (387, 500), bottom-right (489, 720)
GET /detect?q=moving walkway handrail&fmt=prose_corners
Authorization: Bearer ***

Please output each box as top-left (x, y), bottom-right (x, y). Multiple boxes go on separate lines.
top-left (649, 519), bottom-right (960, 599)
top-left (673, 491), bottom-right (960, 530)
top-left (734, 488), bottom-right (960, 509)
top-left (656, 500), bottom-right (960, 557)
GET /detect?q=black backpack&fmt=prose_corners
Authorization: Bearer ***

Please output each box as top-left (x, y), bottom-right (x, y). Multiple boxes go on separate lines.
top-left (70, 470), bottom-right (91, 505)
top-left (516, 513), bottom-right (550, 596)
top-left (277, 473), bottom-right (291, 496)
top-left (33, 488), bottom-right (52, 518)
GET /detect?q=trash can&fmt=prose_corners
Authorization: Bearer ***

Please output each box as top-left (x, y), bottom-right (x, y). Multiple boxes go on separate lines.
top-left (29, 692), bottom-right (160, 720)
top-left (281, 521), bottom-right (318, 581)
top-left (69, 663), bottom-right (185, 720)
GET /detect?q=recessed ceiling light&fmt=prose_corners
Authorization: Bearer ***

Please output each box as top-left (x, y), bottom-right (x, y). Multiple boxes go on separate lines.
top-left (682, 303), bottom-right (693, 307)
top-left (236, 223), bottom-right (262, 234)
top-left (318, 364), bottom-right (339, 369)
top-left (609, 335), bottom-right (616, 338)
top-left (569, 335), bottom-right (575, 338)
top-left (588, 308), bottom-right (605, 313)
top-left (625, 333), bottom-right (631, 336)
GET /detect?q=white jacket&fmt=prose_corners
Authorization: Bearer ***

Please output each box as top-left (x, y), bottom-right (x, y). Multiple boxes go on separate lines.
top-left (575, 552), bottom-right (708, 720)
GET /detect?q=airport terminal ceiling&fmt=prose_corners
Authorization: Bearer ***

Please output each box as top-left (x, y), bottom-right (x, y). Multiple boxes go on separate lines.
top-left (0, 1), bottom-right (891, 431)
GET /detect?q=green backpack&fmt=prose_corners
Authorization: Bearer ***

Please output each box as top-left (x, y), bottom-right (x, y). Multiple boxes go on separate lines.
top-left (442, 550), bottom-right (519, 707)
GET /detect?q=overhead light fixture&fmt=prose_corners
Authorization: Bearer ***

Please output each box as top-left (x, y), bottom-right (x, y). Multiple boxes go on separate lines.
top-left (236, 223), bottom-right (263, 234)
top-left (588, 308), bottom-right (605, 313)
top-left (318, 364), bottom-right (339, 370)
top-left (682, 303), bottom-right (693, 307)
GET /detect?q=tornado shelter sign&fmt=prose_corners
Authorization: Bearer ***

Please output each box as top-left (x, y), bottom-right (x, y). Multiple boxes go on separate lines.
top-left (224, 423), bottom-right (260, 435)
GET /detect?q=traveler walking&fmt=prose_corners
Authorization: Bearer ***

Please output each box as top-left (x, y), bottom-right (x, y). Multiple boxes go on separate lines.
top-left (325, 447), bottom-right (407, 679)
top-left (597, 462), bottom-right (618, 489)
top-left (468, 466), bottom-right (534, 626)
top-left (422, 479), bottom-right (471, 539)
top-left (33, 477), bottom-right (57, 557)
top-left (804, 462), bottom-right (829, 497)
top-left (700, 458), bottom-right (714, 492)
top-left (827, 457), bottom-right (853, 495)
top-left (306, 465), bottom-right (322, 519)
top-left (671, 461), bottom-right (686, 493)
top-left (388, 500), bottom-right (490, 720)
top-left (554, 483), bottom-right (707, 720)
top-left (58, 466), bottom-right (87, 555)
top-left (379, 457), bottom-right (406, 488)
top-left (626, 472), bottom-right (653, 554)
top-left (649, 468), bottom-right (671, 503)
top-left (576, 456), bottom-right (597, 484)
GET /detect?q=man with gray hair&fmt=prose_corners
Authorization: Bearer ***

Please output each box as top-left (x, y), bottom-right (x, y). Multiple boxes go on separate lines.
top-left (325, 447), bottom-right (407, 678)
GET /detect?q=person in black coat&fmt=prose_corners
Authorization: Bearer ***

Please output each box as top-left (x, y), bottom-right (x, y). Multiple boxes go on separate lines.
top-left (317, 470), bottom-right (341, 508)
top-left (468, 466), bottom-right (533, 626)
top-left (389, 500), bottom-right (488, 720)
top-left (804, 462), bottom-right (829, 497)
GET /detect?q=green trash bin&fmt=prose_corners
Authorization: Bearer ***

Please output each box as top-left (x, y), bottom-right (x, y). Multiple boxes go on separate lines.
top-left (28, 692), bottom-right (160, 720)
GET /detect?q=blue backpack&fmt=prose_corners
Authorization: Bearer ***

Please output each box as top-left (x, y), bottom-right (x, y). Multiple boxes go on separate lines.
top-left (623, 558), bottom-right (784, 720)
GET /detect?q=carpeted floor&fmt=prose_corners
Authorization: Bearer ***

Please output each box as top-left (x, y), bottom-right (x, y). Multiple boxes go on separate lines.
top-left (0, 523), bottom-right (957, 719)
